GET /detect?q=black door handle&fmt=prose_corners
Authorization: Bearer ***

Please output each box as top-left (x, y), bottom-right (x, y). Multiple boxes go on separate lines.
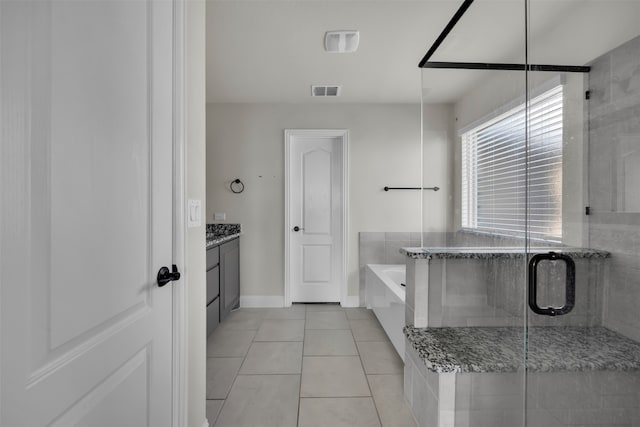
top-left (293, 226), bottom-right (304, 232)
top-left (528, 252), bottom-right (575, 316)
top-left (157, 264), bottom-right (181, 287)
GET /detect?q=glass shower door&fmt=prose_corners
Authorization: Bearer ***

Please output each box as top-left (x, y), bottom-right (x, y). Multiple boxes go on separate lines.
top-left (413, 1), bottom-right (531, 425)
top-left (525, 1), bottom-right (640, 425)
top-left (413, 1), bottom-right (640, 425)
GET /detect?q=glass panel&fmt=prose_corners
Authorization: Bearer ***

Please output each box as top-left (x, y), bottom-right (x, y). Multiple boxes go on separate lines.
top-left (401, 2), bottom-right (529, 426)
top-left (527, 1), bottom-right (640, 426)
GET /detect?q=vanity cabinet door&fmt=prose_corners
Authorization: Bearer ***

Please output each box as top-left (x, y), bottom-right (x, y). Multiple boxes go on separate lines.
top-left (206, 246), bottom-right (219, 271)
top-left (206, 265), bottom-right (220, 306)
top-left (220, 238), bottom-right (240, 321)
top-left (206, 297), bottom-right (220, 336)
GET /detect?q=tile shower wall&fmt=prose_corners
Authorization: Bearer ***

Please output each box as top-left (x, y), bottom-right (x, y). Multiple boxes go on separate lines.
top-left (359, 232), bottom-right (421, 306)
top-left (589, 34), bottom-right (640, 342)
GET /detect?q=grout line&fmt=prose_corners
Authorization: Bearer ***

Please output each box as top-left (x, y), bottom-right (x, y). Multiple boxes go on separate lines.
top-left (299, 395), bottom-right (379, 399)
top-left (297, 305), bottom-right (307, 425)
top-left (350, 324), bottom-right (384, 426)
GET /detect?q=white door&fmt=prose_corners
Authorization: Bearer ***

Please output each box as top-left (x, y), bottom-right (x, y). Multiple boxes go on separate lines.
top-left (1, 1), bottom-right (176, 426)
top-left (286, 130), bottom-right (347, 303)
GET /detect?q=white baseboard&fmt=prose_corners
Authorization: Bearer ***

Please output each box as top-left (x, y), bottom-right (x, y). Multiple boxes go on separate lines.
top-left (240, 295), bottom-right (360, 308)
top-left (240, 295), bottom-right (285, 308)
top-left (341, 296), bottom-right (360, 307)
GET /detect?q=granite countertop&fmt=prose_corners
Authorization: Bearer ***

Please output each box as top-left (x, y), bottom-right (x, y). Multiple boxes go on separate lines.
top-left (206, 223), bottom-right (241, 248)
top-left (400, 246), bottom-right (610, 260)
top-left (404, 326), bottom-right (640, 374)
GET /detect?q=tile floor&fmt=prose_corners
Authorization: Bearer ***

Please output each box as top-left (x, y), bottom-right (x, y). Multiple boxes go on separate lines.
top-left (206, 304), bottom-right (417, 427)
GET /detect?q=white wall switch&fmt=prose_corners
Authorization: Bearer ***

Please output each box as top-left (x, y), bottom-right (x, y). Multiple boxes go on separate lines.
top-left (188, 199), bottom-right (202, 227)
top-left (214, 212), bottom-right (226, 221)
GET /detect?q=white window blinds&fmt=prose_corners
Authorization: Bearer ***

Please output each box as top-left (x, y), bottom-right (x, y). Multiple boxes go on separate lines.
top-left (461, 85), bottom-right (563, 241)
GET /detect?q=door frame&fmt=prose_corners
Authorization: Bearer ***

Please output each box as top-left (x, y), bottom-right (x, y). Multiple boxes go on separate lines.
top-left (284, 129), bottom-right (349, 307)
top-left (172, 0), bottom-right (187, 425)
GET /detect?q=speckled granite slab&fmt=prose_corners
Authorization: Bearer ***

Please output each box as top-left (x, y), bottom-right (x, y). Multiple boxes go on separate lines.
top-left (404, 326), bottom-right (640, 373)
top-left (206, 223), bottom-right (241, 248)
top-left (400, 247), bottom-right (610, 260)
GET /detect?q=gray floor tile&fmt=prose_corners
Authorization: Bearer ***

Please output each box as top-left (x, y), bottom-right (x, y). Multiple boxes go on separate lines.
top-left (303, 329), bottom-right (358, 356)
top-left (298, 397), bottom-right (381, 427)
top-left (265, 306), bottom-right (306, 319)
top-left (368, 375), bottom-right (418, 427)
top-left (217, 315), bottom-right (263, 331)
top-left (226, 308), bottom-right (268, 321)
top-left (357, 341), bottom-right (404, 374)
top-left (254, 319), bottom-right (305, 341)
top-left (305, 303), bottom-right (343, 311)
top-left (301, 356), bottom-right (370, 397)
top-left (206, 357), bottom-right (244, 399)
top-left (215, 375), bottom-right (300, 427)
top-left (345, 307), bottom-right (375, 320)
top-left (240, 341), bottom-right (303, 374)
top-left (206, 400), bottom-right (224, 426)
top-left (349, 318), bottom-right (390, 342)
top-left (306, 311), bottom-right (350, 329)
top-left (207, 329), bottom-right (256, 357)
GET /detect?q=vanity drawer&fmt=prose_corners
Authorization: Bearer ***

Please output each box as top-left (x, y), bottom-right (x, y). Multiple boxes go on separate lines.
top-left (206, 265), bottom-right (220, 305)
top-left (206, 246), bottom-right (220, 270)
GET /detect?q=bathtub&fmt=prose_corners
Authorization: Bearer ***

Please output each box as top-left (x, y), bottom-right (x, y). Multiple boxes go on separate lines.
top-left (365, 264), bottom-right (406, 361)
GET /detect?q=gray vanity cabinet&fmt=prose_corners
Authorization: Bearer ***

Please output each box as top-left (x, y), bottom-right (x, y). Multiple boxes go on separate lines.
top-left (206, 237), bottom-right (240, 334)
top-left (219, 237), bottom-right (240, 321)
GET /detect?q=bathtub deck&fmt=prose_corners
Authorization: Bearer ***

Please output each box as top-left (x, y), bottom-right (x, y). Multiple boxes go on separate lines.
top-left (404, 325), bottom-right (640, 373)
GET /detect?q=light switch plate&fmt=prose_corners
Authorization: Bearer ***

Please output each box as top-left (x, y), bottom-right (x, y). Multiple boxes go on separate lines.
top-left (188, 199), bottom-right (201, 227)
top-left (214, 212), bottom-right (226, 221)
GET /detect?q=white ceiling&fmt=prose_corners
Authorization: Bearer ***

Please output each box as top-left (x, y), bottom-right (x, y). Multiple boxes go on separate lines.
top-left (206, 0), bottom-right (640, 104)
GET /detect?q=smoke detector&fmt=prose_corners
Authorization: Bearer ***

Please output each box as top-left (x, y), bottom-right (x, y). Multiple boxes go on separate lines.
top-left (311, 85), bottom-right (342, 97)
top-left (324, 31), bottom-right (359, 53)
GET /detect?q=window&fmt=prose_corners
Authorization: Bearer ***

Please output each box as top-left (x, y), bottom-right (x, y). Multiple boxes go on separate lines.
top-left (461, 85), bottom-right (563, 241)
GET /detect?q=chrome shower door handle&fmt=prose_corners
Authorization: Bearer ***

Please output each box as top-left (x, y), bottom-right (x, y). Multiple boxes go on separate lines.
top-left (528, 252), bottom-right (576, 316)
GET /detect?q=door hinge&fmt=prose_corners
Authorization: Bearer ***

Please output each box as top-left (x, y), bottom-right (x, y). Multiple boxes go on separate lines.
top-left (585, 90), bottom-right (591, 100)
top-left (585, 206), bottom-right (591, 216)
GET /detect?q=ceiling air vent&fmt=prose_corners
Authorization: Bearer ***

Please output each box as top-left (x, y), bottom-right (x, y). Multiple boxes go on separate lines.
top-left (311, 85), bottom-right (341, 97)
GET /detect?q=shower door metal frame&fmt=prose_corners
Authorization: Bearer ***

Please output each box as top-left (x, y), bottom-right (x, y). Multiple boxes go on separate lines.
top-left (418, 0), bottom-right (590, 74)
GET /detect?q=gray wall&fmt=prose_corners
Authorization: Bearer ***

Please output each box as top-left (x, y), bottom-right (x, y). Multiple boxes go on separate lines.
top-left (207, 103), bottom-right (453, 302)
top-left (589, 34), bottom-right (640, 342)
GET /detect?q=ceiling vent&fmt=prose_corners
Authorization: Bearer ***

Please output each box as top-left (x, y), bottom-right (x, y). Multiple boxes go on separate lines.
top-left (324, 31), bottom-right (359, 53)
top-left (311, 85), bottom-right (341, 97)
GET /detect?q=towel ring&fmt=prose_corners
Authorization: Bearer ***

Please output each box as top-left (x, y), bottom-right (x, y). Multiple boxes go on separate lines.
top-left (230, 178), bottom-right (244, 194)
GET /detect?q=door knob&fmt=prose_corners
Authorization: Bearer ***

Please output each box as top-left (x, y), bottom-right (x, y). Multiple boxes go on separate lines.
top-left (293, 226), bottom-right (304, 232)
top-left (157, 264), bottom-right (181, 287)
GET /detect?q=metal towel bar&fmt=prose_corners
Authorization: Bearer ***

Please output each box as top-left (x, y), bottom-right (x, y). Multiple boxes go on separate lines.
top-left (383, 186), bottom-right (440, 192)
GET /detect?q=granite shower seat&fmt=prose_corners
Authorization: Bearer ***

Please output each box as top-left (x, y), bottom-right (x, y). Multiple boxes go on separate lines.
top-left (404, 326), bottom-right (640, 373)
top-left (403, 326), bottom-right (640, 427)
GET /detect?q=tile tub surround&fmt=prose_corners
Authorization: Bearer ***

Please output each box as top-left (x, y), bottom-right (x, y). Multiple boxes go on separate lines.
top-left (206, 304), bottom-right (417, 427)
top-left (402, 247), bottom-right (610, 329)
top-left (206, 223), bottom-right (242, 248)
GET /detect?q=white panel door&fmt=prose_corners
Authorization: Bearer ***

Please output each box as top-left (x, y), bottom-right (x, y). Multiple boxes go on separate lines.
top-left (1, 1), bottom-right (175, 426)
top-left (288, 131), bottom-right (345, 303)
